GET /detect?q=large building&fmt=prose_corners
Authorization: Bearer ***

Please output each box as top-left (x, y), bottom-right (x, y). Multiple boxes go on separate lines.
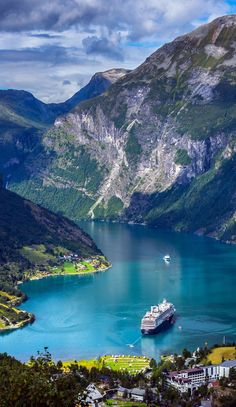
top-left (203, 360), bottom-right (236, 379)
top-left (166, 360), bottom-right (236, 394)
top-left (166, 368), bottom-right (205, 393)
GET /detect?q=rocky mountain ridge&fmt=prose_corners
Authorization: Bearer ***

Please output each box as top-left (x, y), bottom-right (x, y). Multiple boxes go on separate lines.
top-left (0, 68), bottom-right (128, 182)
top-left (6, 15), bottom-right (236, 243)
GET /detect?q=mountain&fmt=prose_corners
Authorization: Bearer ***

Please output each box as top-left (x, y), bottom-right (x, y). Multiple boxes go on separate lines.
top-left (6, 15), bottom-right (236, 243)
top-left (0, 182), bottom-right (106, 329)
top-left (0, 68), bottom-right (129, 182)
top-left (61, 68), bottom-right (130, 111)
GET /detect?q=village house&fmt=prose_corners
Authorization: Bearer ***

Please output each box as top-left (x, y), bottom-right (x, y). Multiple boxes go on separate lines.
top-left (79, 384), bottom-right (104, 407)
top-left (130, 388), bottom-right (146, 402)
top-left (116, 386), bottom-right (146, 402)
top-left (116, 386), bottom-right (128, 398)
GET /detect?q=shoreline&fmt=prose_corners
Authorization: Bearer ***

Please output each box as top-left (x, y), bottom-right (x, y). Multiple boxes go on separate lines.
top-left (0, 314), bottom-right (35, 332)
top-left (21, 263), bottom-right (112, 284)
top-left (2, 259), bottom-right (111, 332)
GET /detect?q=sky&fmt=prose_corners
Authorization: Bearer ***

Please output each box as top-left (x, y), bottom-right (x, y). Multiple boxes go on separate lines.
top-left (0, 0), bottom-right (236, 103)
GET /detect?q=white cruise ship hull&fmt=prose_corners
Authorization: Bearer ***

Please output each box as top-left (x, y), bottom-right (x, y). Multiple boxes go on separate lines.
top-left (141, 313), bottom-right (174, 335)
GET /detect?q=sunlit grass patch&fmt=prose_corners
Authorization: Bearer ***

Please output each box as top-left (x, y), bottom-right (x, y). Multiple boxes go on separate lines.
top-left (106, 400), bottom-right (146, 406)
top-left (205, 347), bottom-right (236, 364)
top-left (63, 355), bottom-right (150, 374)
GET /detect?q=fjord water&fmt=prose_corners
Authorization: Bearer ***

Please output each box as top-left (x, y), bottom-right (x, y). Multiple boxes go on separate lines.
top-left (1, 222), bottom-right (236, 361)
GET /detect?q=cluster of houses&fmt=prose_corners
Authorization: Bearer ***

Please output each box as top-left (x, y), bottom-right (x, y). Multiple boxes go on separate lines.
top-left (58, 254), bottom-right (103, 270)
top-left (78, 383), bottom-right (150, 406)
top-left (165, 359), bottom-right (236, 394)
top-left (58, 253), bottom-right (81, 262)
top-left (69, 354), bottom-right (236, 407)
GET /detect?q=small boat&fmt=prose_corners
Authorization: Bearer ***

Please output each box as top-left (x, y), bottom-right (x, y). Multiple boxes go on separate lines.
top-left (163, 255), bottom-right (171, 262)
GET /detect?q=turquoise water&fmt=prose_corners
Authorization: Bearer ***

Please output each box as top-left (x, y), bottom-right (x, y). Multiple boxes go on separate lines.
top-left (1, 222), bottom-right (236, 361)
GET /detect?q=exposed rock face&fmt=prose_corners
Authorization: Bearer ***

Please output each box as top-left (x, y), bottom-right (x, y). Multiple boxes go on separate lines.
top-left (0, 68), bottom-right (128, 182)
top-left (8, 15), bottom-right (236, 243)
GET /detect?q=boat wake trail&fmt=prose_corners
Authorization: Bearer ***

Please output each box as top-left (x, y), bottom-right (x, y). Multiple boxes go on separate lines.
top-left (127, 336), bottom-right (141, 348)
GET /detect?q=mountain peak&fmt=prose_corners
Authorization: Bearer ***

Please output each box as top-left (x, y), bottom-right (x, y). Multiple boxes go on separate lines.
top-left (174, 13), bottom-right (236, 47)
top-left (64, 68), bottom-right (130, 110)
top-left (132, 13), bottom-right (236, 81)
top-left (93, 68), bottom-right (131, 83)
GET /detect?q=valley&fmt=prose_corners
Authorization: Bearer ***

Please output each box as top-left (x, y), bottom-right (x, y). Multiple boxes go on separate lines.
top-left (1, 2), bottom-right (236, 406)
top-left (0, 16), bottom-right (235, 245)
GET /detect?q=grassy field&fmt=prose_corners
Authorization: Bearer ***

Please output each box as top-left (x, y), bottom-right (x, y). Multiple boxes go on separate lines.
top-left (103, 356), bottom-right (150, 374)
top-left (81, 261), bottom-right (94, 272)
top-left (59, 261), bottom-right (100, 274)
top-left (63, 358), bottom-right (99, 370)
top-left (52, 256), bottom-right (110, 276)
top-left (63, 355), bottom-right (150, 374)
top-left (0, 291), bottom-right (18, 304)
top-left (20, 245), bottom-right (54, 265)
top-left (106, 400), bottom-right (146, 407)
top-left (63, 262), bottom-right (77, 274)
top-left (205, 347), bottom-right (236, 364)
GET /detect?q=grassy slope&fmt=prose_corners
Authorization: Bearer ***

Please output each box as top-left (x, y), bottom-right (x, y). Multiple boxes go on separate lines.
top-left (63, 356), bottom-right (150, 375)
top-left (0, 185), bottom-right (103, 328)
top-left (204, 347), bottom-right (236, 364)
top-left (9, 142), bottom-right (105, 221)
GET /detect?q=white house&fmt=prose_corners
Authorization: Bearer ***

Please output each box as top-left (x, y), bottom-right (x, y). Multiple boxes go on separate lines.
top-left (130, 388), bottom-right (146, 401)
top-left (202, 365), bottom-right (219, 380)
top-left (203, 359), bottom-right (236, 379)
top-left (84, 384), bottom-right (103, 406)
top-left (117, 386), bottom-right (129, 398)
top-left (218, 360), bottom-right (236, 378)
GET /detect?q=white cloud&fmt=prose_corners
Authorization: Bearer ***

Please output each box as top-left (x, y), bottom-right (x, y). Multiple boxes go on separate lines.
top-left (0, 0), bottom-right (233, 101)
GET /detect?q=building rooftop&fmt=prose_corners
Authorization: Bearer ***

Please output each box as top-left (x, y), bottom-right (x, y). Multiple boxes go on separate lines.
top-left (185, 367), bottom-right (204, 373)
top-left (200, 400), bottom-right (212, 407)
top-left (202, 365), bottom-right (215, 369)
top-left (168, 367), bottom-right (203, 377)
top-left (117, 386), bottom-right (128, 392)
top-left (131, 388), bottom-right (145, 396)
top-left (86, 384), bottom-right (103, 401)
top-left (220, 359), bottom-right (236, 368)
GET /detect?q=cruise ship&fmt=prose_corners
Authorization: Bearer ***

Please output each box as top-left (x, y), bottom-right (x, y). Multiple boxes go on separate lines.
top-left (141, 299), bottom-right (176, 335)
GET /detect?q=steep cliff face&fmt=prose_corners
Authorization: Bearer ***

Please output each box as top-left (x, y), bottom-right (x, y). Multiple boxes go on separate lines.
top-left (0, 69), bottom-right (128, 183)
top-left (9, 15), bottom-right (236, 243)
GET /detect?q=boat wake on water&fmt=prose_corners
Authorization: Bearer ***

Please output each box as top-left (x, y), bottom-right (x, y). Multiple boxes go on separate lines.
top-left (127, 336), bottom-right (142, 348)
